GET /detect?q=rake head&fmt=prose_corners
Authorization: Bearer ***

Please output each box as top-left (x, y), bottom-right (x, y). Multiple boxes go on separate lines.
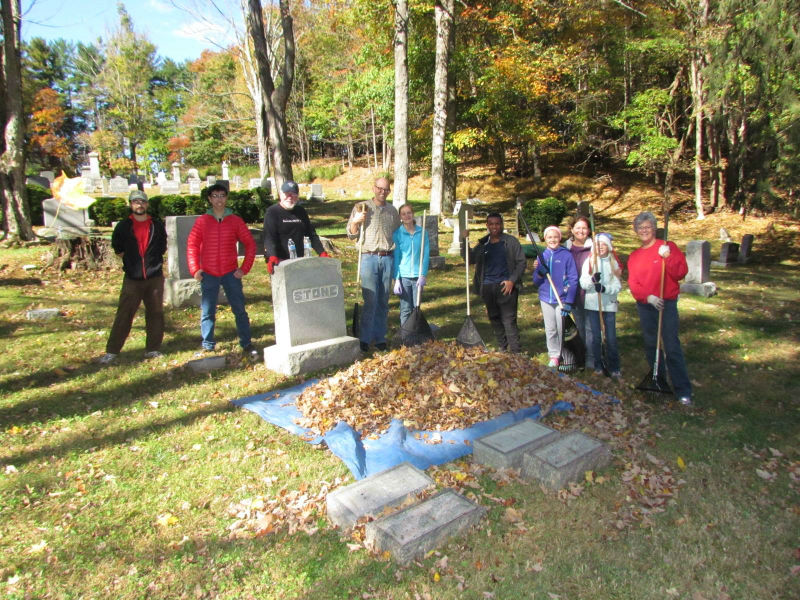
top-left (636, 369), bottom-right (673, 401)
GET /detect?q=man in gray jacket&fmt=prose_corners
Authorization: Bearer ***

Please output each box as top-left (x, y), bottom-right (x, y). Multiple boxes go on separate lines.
top-left (463, 213), bottom-right (527, 352)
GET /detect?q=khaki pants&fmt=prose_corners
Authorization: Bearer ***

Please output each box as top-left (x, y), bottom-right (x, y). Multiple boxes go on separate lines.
top-left (106, 275), bottom-right (164, 354)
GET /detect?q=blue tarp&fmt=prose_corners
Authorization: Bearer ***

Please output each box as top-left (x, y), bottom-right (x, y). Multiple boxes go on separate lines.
top-left (232, 379), bottom-right (580, 479)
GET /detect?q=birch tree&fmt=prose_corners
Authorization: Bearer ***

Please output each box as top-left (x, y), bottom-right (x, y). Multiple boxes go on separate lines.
top-left (393, 0), bottom-right (409, 208)
top-left (429, 0), bottom-right (454, 215)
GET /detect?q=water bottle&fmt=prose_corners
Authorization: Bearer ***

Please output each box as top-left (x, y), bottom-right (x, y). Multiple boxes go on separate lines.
top-left (303, 236), bottom-right (312, 257)
top-left (287, 239), bottom-right (297, 259)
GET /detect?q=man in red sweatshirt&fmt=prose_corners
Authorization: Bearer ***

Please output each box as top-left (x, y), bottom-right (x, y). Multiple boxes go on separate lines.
top-left (628, 211), bottom-right (692, 406)
top-left (98, 190), bottom-right (167, 365)
top-left (187, 183), bottom-right (258, 360)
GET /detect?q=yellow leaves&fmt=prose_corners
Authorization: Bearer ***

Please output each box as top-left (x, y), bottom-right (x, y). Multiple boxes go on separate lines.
top-left (27, 540), bottom-right (48, 554)
top-left (677, 456), bottom-right (686, 471)
top-left (156, 513), bottom-right (178, 527)
top-left (432, 572), bottom-right (441, 582)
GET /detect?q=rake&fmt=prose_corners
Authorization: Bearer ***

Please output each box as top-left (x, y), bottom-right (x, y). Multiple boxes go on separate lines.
top-left (588, 206), bottom-right (610, 376)
top-left (398, 210), bottom-right (434, 347)
top-left (456, 229), bottom-right (486, 348)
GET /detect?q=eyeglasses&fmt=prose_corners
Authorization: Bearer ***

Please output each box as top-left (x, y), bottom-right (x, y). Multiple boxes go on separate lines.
top-left (636, 225), bottom-right (654, 232)
top-left (209, 193), bottom-right (227, 199)
top-left (374, 186), bottom-right (390, 193)
top-left (131, 199), bottom-right (148, 204)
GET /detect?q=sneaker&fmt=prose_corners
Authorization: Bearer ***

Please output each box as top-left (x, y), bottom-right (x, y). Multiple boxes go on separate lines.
top-left (243, 345), bottom-right (260, 362)
top-left (594, 368), bottom-right (603, 375)
top-left (97, 353), bottom-right (117, 365)
top-left (143, 351), bottom-right (163, 359)
top-left (547, 357), bottom-right (560, 368)
top-left (376, 342), bottom-right (387, 351)
top-left (360, 342), bottom-right (370, 352)
top-left (194, 347), bottom-right (214, 358)
top-left (678, 396), bottom-right (693, 407)
top-left (610, 371), bottom-right (622, 379)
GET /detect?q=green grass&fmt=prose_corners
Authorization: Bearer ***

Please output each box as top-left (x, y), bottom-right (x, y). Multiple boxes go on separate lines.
top-left (0, 190), bottom-right (798, 599)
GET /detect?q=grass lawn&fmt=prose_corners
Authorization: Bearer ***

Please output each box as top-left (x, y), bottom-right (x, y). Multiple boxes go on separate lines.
top-left (1, 167), bottom-right (799, 599)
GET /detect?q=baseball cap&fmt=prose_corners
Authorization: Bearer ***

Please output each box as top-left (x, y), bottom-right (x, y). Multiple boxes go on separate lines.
top-left (129, 190), bottom-right (148, 203)
top-left (281, 181), bottom-right (299, 195)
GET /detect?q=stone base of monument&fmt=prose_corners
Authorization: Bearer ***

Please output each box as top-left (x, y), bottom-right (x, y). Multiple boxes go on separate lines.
top-left (326, 462), bottom-right (434, 531)
top-left (520, 432), bottom-right (611, 490)
top-left (473, 419), bottom-right (560, 470)
top-left (263, 335), bottom-right (361, 376)
top-left (428, 256), bottom-right (446, 270)
top-left (364, 490), bottom-right (486, 566)
top-left (26, 308), bottom-right (60, 321)
top-left (164, 278), bottom-right (229, 308)
top-left (680, 282), bottom-right (717, 297)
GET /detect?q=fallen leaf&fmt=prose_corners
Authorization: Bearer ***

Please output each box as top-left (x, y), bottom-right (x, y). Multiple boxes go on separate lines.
top-left (156, 513), bottom-right (178, 527)
top-left (677, 456), bottom-right (686, 470)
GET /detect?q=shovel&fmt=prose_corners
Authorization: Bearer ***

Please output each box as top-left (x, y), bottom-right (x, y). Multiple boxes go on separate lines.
top-left (398, 211), bottom-right (434, 347)
top-left (588, 206), bottom-right (610, 376)
top-left (351, 207), bottom-right (365, 339)
top-left (456, 230), bottom-right (485, 348)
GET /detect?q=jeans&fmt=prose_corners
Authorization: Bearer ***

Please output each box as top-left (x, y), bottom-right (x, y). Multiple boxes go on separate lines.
top-left (586, 309), bottom-right (620, 372)
top-left (359, 253), bottom-right (393, 345)
top-left (481, 283), bottom-right (521, 352)
top-left (572, 303), bottom-right (594, 368)
top-left (106, 275), bottom-right (164, 354)
top-left (636, 300), bottom-right (692, 398)
top-left (200, 270), bottom-right (252, 350)
top-left (398, 276), bottom-right (420, 325)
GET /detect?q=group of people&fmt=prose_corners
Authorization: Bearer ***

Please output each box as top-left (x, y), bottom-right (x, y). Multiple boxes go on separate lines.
top-left (97, 178), bottom-right (692, 406)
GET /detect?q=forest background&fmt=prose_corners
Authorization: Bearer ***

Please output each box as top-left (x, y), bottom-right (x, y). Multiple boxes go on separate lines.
top-left (3, 0), bottom-right (799, 236)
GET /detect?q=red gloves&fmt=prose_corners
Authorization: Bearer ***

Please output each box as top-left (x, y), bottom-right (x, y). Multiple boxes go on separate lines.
top-left (319, 251), bottom-right (330, 258)
top-left (266, 255), bottom-right (280, 274)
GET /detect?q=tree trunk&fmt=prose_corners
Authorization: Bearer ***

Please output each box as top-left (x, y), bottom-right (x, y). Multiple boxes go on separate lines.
top-left (347, 132), bottom-right (354, 170)
top-left (690, 57), bottom-right (705, 219)
top-left (1, 0), bottom-right (34, 241)
top-left (442, 12), bottom-right (457, 216)
top-left (370, 107), bottom-right (378, 171)
top-left (393, 0), bottom-right (409, 208)
top-left (429, 0), bottom-right (454, 215)
top-left (245, 0), bottom-right (295, 190)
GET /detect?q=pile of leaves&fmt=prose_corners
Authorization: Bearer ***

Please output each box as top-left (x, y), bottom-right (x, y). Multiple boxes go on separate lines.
top-left (295, 341), bottom-right (613, 437)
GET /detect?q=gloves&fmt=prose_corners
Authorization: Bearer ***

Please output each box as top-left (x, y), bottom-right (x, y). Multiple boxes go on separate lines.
top-left (536, 263), bottom-right (550, 277)
top-left (658, 244), bottom-right (670, 258)
top-left (591, 272), bottom-right (601, 284)
top-left (267, 255), bottom-right (280, 275)
top-left (561, 303), bottom-right (572, 317)
top-left (319, 251), bottom-right (330, 258)
top-left (393, 279), bottom-right (403, 295)
top-left (416, 276), bottom-right (426, 289)
top-left (647, 294), bottom-right (664, 310)
top-left (593, 282), bottom-right (605, 293)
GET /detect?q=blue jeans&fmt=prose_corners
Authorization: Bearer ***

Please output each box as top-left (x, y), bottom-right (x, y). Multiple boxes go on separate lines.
top-left (586, 309), bottom-right (620, 372)
top-left (636, 300), bottom-right (692, 398)
top-left (200, 271), bottom-right (252, 350)
top-left (359, 253), bottom-right (393, 345)
top-left (572, 303), bottom-right (594, 368)
top-left (398, 277), bottom-right (419, 325)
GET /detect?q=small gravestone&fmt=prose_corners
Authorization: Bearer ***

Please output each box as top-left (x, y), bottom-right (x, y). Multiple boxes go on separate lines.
top-left (188, 179), bottom-right (201, 195)
top-left (263, 257), bottom-right (360, 375)
top-left (232, 175), bottom-right (243, 189)
top-left (448, 201), bottom-right (468, 255)
top-left (187, 355), bottom-right (226, 373)
top-left (308, 183), bottom-right (325, 201)
top-left (719, 227), bottom-right (731, 241)
top-left (187, 168), bottom-right (199, 180)
top-left (26, 308), bottom-right (60, 321)
top-left (109, 176), bottom-right (129, 194)
top-left (248, 178), bottom-right (262, 190)
top-left (364, 490), bottom-right (486, 565)
top-left (680, 240), bottom-right (717, 297)
top-left (42, 198), bottom-right (90, 235)
top-left (521, 431), bottom-right (611, 490)
top-left (26, 175), bottom-right (51, 189)
top-left (473, 419), bottom-right (560, 470)
top-left (39, 171), bottom-right (55, 184)
top-left (738, 234), bottom-right (754, 264)
top-left (172, 162), bottom-right (181, 182)
top-left (326, 462), bottom-right (434, 530)
top-left (156, 171), bottom-right (168, 185)
top-left (712, 241), bottom-right (739, 268)
top-left (160, 180), bottom-right (181, 195)
top-left (206, 175), bottom-right (216, 186)
top-left (88, 152), bottom-right (101, 178)
top-left (422, 214), bottom-right (445, 270)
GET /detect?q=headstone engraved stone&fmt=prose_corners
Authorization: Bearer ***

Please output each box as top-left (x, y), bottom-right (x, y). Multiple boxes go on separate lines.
top-left (188, 179), bottom-right (201, 195)
top-left (160, 180), bottom-right (181, 195)
top-left (187, 168), bottom-right (199, 180)
top-left (206, 175), bottom-right (216, 186)
top-left (326, 462), bottom-right (434, 530)
top-left (26, 308), bottom-right (60, 321)
top-left (172, 162), bottom-right (181, 182)
top-left (42, 198), bottom-right (90, 235)
top-left (109, 176), bottom-right (129, 194)
top-left (232, 175), bottom-right (243, 189)
top-left (157, 171), bottom-right (168, 185)
top-left (448, 201), bottom-right (468, 255)
top-left (473, 420), bottom-right (560, 470)
top-left (423, 214), bottom-right (445, 269)
top-left (738, 234), bottom-right (754, 264)
top-left (680, 240), bottom-right (717, 297)
top-left (263, 257), bottom-right (360, 375)
top-left (712, 241), bottom-right (739, 268)
top-left (39, 171), bottom-right (55, 184)
top-left (248, 178), bottom-right (262, 189)
top-left (521, 431), bottom-right (611, 490)
top-left (308, 183), bottom-right (325, 201)
top-left (88, 152), bottom-right (101, 178)
top-left (26, 175), bottom-right (51, 189)
top-left (364, 490), bottom-right (486, 565)
top-left (719, 227), bottom-right (731, 241)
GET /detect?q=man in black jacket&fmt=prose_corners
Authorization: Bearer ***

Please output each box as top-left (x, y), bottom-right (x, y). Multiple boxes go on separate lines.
top-left (97, 190), bottom-right (168, 364)
top-left (463, 213), bottom-right (527, 353)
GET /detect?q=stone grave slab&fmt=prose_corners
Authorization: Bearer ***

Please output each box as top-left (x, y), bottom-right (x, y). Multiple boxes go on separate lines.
top-left (248, 178), bottom-right (262, 189)
top-left (521, 431), bottom-right (611, 490)
top-left (232, 175), bottom-right (243, 189)
top-left (39, 171), bottom-right (55, 184)
top-left (680, 240), bottom-right (717, 297)
top-left (164, 215), bottom-right (226, 308)
top-left (187, 356), bottom-right (226, 373)
top-left (364, 489), bottom-right (486, 565)
top-left (264, 335), bottom-right (361, 376)
top-left (738, 234), bottom-right (754, 264)
top-left (26, 308), bottom-right (59, 321)
top-left (308, 183), bottom-right (325, 200)
top-left (712, 241), bottom-right (739, 268)
top-left (473, 419), bottom-right (560, 470)
top-left (27, 175), bottom-right (51, 189)
top-left (160, 180), bottom-right (181, 195)
top-left (109, 176), bottom-right (129, 194)
top-left (680, 282), bottom-right (717, 297)
top-left (188, 179), bottom-right (201, 195)
top-left (326, 462), bottom-right (434, 530)
top-left (42, 198), bottom-right (90, 235)
top-left (207, 175), bottom-right (216, 186)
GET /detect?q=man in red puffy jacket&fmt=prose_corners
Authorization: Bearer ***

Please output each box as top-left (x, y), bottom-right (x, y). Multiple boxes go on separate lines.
top-left (187, 183), bottom-right (258, 361)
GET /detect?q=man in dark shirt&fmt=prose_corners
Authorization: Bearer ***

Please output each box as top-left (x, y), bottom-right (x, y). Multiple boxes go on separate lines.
top-left (463, 213), bottom-right (527, 352)
top-left (262, 180), bottom-right (329, 274)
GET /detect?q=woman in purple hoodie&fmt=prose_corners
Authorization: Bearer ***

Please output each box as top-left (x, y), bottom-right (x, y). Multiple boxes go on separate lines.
top-left (532, 225), bottom-right (579, 368)
top-left (565, 216), bottom-right (593, 367)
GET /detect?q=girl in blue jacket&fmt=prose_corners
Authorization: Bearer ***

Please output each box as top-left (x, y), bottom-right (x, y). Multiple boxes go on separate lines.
top-left (392, 204), bottom-right (430, 325)
top-left (532, 225), bottom-right (579, 367)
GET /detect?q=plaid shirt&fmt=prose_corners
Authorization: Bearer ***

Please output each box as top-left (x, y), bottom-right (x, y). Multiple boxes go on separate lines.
top-left (347, 199), bottom-right (400, 253)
